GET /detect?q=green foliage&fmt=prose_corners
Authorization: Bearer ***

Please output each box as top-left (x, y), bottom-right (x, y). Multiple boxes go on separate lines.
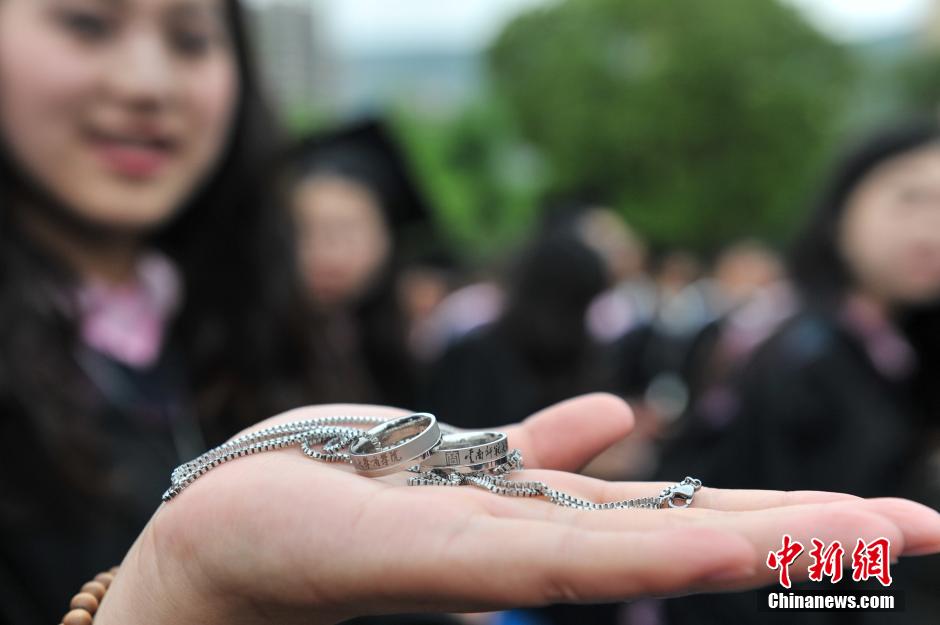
top-left (391, 99), bottom-right (543, 261)
top-left (488, 0), bottom-right (857, 251)
top-left (895, 49), bottom-right (940, 114)
top-left (281, 102), bottom-right (334, 137)
top-left (276, 101), bottom-right (540, 260)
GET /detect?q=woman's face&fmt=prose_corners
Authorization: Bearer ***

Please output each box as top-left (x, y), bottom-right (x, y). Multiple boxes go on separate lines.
top-left (293, 174), bottom-right (392, 309)
top-left (0, 0), bottom-right (238, 232)
top-left (839, 144), bottom-right (940, 306)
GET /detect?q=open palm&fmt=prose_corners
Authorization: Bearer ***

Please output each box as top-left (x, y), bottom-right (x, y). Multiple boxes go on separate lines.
top-left (98, 394), bottom-right (940, 625)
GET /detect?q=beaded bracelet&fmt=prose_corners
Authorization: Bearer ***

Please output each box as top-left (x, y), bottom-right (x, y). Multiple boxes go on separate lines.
top-left (59, 566), bottom-right (119, 625)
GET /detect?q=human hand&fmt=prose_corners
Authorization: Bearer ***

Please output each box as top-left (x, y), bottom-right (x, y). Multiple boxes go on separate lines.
top-left (96, 394), bottom-right (940, 625)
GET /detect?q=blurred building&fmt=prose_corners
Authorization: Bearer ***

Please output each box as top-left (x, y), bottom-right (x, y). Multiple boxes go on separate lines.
top-left (923, 0), bottom-right (940, 49)
top-left (247, 0), bottom-right (338, 117)
top-left (247, 1), bottom-right (481, 120)
top-left (340, 49), bottom-right (482, 118)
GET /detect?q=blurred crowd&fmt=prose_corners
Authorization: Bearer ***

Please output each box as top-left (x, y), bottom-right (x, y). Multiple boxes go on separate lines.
top-left (280, 117), bottom-right (940, 625)
top-left (0, 0), bottom-right (937, 622)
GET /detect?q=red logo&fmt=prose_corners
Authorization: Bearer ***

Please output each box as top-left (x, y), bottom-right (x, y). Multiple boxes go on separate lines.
top-left (807, 539), bottom-right (845, 583)
top-left (766, 536), bottom-right (892, 588)
top-left (851, 537), bottom-right (893, 587)
top-left (766, 534), bottom-right (804, 588)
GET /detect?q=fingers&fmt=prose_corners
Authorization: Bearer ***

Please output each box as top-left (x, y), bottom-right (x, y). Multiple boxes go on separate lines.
top-left (499, 470), bottom-right (863, 511)
top-left (859, 497), bottom-right (940, 556)
top-left (672, 501), bottom-right (908, 593)
top-left (463, 471), bottom-right (940, 558)
top-left (393, 517), bottom-right (758, 611)
top-left (402, 501), bottom-right (909, 609)
top-left (503, 394), bottom-right (634, 472)
top-left (236, 395), bottom-right (635, 476)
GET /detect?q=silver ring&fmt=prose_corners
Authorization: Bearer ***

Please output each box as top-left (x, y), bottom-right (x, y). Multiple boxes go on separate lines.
top-left (349, 413), bottom-right (441, 477)
top-left (435, 449), bottom-right (520, 475)
top-left (421, 431), bottom-right (509, 470)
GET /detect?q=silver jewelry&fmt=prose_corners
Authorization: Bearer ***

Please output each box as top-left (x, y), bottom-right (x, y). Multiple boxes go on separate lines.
top-left (163, 415), bottom-right (388, 501)
top-left (349, 413), bottom-right (441, 477)
top-left (421, 431), bottom-right (509, 470)
top-left (410, 448), bottom-right (522, 481)
top-left (459, 474), bottom-right (703, 510)
top-left (163, 413), bottom-right (704, 511)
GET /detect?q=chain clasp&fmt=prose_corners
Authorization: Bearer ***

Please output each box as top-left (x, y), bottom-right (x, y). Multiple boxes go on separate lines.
top-left (659, 476), bottom-right (703, 509)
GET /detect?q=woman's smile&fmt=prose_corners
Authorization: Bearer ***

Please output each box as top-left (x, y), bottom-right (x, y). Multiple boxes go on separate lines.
top-left (83, 123), bottom-right (179, 181)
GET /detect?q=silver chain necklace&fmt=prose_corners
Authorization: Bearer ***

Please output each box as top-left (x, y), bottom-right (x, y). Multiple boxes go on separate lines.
top-left (163, 413), bottom-right (703, 511)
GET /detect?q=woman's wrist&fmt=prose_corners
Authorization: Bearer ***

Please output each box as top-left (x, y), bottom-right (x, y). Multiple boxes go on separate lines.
top-left (93, 512), bottom-right (345, 625)
top-left (94, 517), bottom-right (215, 625)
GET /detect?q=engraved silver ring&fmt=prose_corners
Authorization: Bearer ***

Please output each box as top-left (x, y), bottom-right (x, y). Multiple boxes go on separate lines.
top-left (349, 412), bottom-right (441, 477)
top-left (421, 431), bottom-right (510, 470)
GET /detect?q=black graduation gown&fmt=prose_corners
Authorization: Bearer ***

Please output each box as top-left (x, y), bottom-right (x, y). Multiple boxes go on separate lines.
top-left (656, 311), bottom-right (940, 625)
top-left (423, 323), bottom-right (617, 430)
top-left (0, 343), bottom-right (205, 625)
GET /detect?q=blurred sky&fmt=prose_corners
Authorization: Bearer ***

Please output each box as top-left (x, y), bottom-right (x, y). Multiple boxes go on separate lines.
top-left (248, 0), bottom-right (933, 53)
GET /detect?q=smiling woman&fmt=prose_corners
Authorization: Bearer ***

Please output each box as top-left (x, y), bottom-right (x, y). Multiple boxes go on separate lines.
top-left (0, 0), bottom-right (238, 230)
top-left (0, 2), bottom-right (939, 625)
top-left (0, 0), bottom-right (315, 622)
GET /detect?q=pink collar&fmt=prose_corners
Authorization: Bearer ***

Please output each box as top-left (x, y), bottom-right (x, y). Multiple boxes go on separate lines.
top-left (74, 252), bottom-right (182, 369)
top-left (838, 296), bottom-right (916, 381)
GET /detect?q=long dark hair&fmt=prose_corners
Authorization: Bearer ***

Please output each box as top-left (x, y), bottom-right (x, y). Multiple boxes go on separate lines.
top-left (789, 118), bottom-right (940, 422)
top-left (499, 230), bottom-right (608, 372)
top-left (0, 1), bottom-right (312, 521)
top-left (276, 120), bottom-right (435, 408)
top-left (790, 118), bottom-right (940, 302)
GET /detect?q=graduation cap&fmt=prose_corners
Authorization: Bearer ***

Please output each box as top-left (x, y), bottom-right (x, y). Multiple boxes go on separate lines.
top-left (282, 118), bottom-right (433, 235)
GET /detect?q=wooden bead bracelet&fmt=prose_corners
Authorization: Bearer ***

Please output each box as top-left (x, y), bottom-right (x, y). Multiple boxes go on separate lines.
top-left (59, 566), bottom-right (119, 625)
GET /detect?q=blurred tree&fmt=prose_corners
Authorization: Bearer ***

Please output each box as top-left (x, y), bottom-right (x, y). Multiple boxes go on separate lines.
top-left (896, 49), bottom-right (940, 114)
top-left (392, 99), bottom-right (544, 261)
top-left (489, 0), bottom-right (857, 251)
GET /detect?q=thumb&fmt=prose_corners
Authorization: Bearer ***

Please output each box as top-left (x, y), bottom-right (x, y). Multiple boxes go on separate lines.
top-left (503, 393), bottom-right (634, 472)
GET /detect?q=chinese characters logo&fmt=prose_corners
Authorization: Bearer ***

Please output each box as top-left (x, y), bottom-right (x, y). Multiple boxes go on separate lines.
top-left (766, 535), bottom-right (892, 588)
